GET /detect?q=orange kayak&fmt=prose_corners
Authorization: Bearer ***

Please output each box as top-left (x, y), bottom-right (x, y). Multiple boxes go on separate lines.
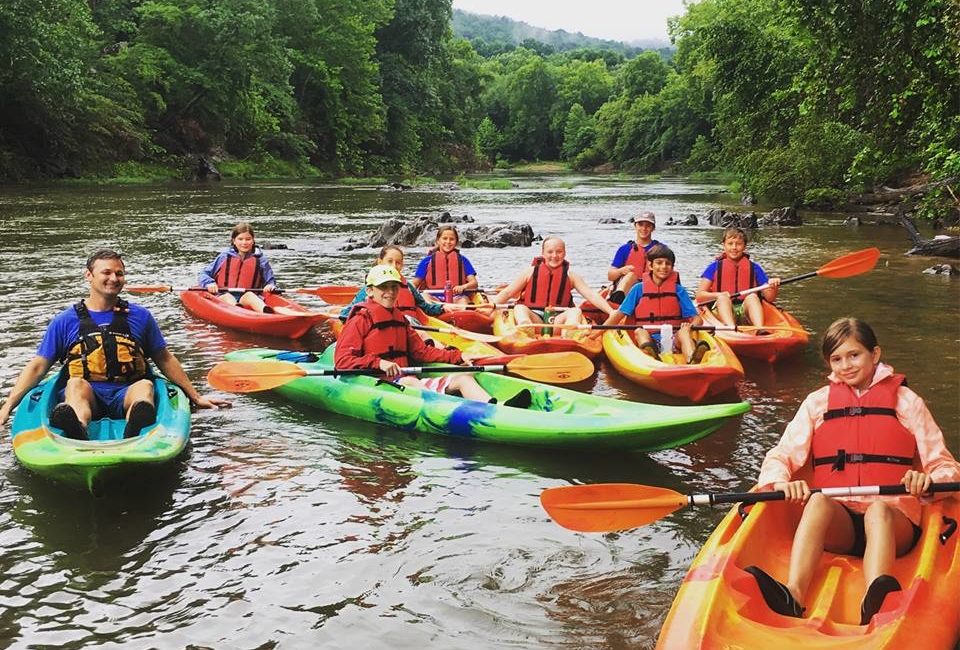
top-left (699, 301), bottom-right (809, 363)
top-left (603, 328), bottom-right (743, 401)
top-left (657, 494), bottom-right (960, 649)
top-left (492, 309), bottom-right (602, 359)
top-left (179, 290), bottom-right (330, 338)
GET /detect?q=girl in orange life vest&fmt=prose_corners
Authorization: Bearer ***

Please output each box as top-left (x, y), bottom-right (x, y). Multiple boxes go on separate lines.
top-left (607, 211), bottom-right (663, 304)
top-left (595, 244), bottom-right (709, 363)
top-left (745, 318), bottom-right (960, 624)
top-left (338, 245), bottom-right (466, 322)
top-left (695, 227), bottom-right (781, 331)
top-left (411, 226), bottom-right (479, 305)
top-left (490, 236), bottom-right (615, 335)
top-left (335, 265), bottom-right (532, 408)
top-left (199, 222), bottom-right (278, 313)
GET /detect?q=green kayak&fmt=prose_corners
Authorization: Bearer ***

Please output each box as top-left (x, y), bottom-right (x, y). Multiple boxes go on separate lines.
top-left (10, 368), bottom-right (192, 492)
top-left (224, 346), bottom-right (750, 451)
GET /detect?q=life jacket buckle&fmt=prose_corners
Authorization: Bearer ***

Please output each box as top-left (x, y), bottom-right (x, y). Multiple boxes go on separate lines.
top-left (832, 449), bottom-right (846, 472)
top-left (847, 406), bottom-right (863, 416)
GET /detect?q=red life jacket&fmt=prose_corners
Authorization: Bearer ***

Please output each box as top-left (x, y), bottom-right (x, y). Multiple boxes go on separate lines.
top-left (632, 270), bottom-right (684, 327)
top-left (214, 252), bottom-right (265, 289)
top-left (811, 374), bottom-right (916, 488)
top-left (624, 240), bottom-right (651, 275)
top-left (709, 253), bottom-right (756, 296)
top-left (520, 257), bottom-right (574, 308)
top-left (395, 279), bottom-right (418, 313)
top-left (424, 250), bottom-right (467, 289)
top-left (346, 300), bottom-right (411, 366)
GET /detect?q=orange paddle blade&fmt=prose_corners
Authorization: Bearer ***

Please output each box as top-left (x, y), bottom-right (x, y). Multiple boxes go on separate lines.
top-left (504, 351), bottom-right (594, 383)
top-left (540, 483), bottom-right (688, 532)
top-left (815, 247), bottom-right (881, 279)
top-left (207, 361), bottom-right (307, 393)
top-left (293, 285), bottom-right (360, 304)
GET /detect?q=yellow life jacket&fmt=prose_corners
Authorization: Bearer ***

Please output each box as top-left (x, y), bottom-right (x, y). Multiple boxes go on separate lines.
top-left (63, 299), bottom-right (148, 383)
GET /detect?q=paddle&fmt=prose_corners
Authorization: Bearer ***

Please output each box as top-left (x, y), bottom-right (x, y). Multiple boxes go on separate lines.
top-left (697, 247), bottom-right (881, 308)
top-left (515, 323), bottom-right (807, 334)
top-left (410, 323), bottom-right (502, 344)
top-left (540, 481), bottom-right (960, 533)
top-left (208, 352), bottom-right (594, 392)
top-left (127, 284), bottom-right (359, 303)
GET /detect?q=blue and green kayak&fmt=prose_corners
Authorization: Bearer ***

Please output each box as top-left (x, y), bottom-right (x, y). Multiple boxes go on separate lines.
top-left (224, 346), bottom-right (751, 451)
top-left (11, 369), bottom-right (192, 491)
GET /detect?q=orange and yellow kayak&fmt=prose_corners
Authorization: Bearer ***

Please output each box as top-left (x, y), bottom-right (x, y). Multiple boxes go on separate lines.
top-left (603, 328), bottom-right (743, 401)
top-left (698, 301), bottom-right (809, 363)
top-left (657, 495), bottom-right (960, 649)
top-left (492, 309), bottom-right (603, 359)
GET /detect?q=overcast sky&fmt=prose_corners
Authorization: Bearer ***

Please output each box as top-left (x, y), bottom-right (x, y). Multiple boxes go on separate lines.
top-left (452, 0), bottom-right (689, 43)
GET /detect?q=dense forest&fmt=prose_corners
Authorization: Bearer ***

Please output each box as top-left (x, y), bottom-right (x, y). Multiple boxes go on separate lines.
top-left (0, 0), bottom-right (957, 215)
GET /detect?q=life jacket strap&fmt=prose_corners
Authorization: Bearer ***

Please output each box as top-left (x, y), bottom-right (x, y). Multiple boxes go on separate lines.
top-left (813, 448), bottom-right (914, 472)
top-left (823, 406), bottom-right (898, 421)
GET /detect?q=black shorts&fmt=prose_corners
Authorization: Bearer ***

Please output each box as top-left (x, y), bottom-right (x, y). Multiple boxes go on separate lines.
top-left (841, 504), bottom-right (922, 557)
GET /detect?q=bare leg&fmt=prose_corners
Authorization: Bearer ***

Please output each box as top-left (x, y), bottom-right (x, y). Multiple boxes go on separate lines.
top-left (862, 501), bottom-right (917, 586)
top-left (446, 375), bottom-right (491, 402)
top-left (122, 378), bottom-right (155, 413)
top-left (676, 328), bottom-right (696, 361)
top-left (742, 293), bottom-right (765, 328)
top-left (62, 377), bottom-right (98, 427)
top-left (618, 271), bottom-right (639, 295)
top-left (238, 291), bottom-right (269, 312)
top-left (713, 293), bottom-right (737, 327)
top-left (512, 304), bottom-right (540, 326)
top-left (785, 493), bottom-right (856, 603)
top-left (552, 308), bottom-right (584, 339)
top-left (218, 292), bottom-right (239, 306)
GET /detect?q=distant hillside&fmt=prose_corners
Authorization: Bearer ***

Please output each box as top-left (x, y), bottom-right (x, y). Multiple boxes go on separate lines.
top-left (452, 9), bottom-right (671, 57)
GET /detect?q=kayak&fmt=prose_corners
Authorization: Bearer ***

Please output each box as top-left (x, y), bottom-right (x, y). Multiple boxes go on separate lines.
top-left (698, 301), bottom-right (809, 363)
top-left (492, 309), bottom-right (603, 359)
top-left (436, 292), bottom-right (495, 334)
top-left (419, 314), bottom-right (503, 357)
top-left (603, 328), bottom-right (744, 401)
top-left (180, 290), bottom-right (330, 338)
top-left (656, 493), bottom-right (960, 649)
top-left (10, 368), bottom-right (191, 492)
top-left (224, 346), bottom-right (751, 451)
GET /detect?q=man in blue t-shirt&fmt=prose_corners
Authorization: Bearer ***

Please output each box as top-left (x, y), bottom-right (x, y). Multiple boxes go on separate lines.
top-left (0, 249), bottom-right (230, 439)
top-left (607, 211), bottom-right (663, 303)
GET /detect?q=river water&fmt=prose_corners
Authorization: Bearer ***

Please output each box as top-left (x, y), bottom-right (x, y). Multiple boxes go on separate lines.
top-left (0, 176), bottom-right (957, 648)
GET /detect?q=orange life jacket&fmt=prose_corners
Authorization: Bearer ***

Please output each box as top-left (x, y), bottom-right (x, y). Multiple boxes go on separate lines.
top-left (395, 279), bottom-right (418, 313)
top-left (710, 253), bottom-right (756, 297)
top-left (632, 270), bottom-right (684, 327)
top-left (214, 251), bottom-right (265, 289)
top-left (811, 374), bottom-right (916, 488)
top-left (347, 300), bottom-right (411, 366)
top-left (424, 250), bottom-right (467, 289)
top-left (520, 257), bottom-right (574, 309)
top-left (63, 299), bottom-right (148, 383)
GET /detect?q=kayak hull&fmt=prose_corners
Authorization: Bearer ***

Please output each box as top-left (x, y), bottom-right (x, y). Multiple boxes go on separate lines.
top-left (603, 329), bottom-right (744, 401)
top-left (492, 309), bottom-right (603, 359)
top-left (656, 495), bottom-right (960, 649)
top-left (10, 369), bottom-right (191, 492)
top-left (699, 301), bottom-right (809, 363)
top-left (437, 292), bottom-right (494, 333)
top-left (180, 290), bottom-right (329, 338)
top-left (224, 347), bottom-right (751, 451)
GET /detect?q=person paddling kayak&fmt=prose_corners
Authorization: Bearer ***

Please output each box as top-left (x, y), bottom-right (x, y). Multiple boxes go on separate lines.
top-left (199, 221), bottom-right (279, 313)
top-left (0, 249), bottom-right (230, 439)
top-left (745, 317), bottom-right (960, 624)
top-left (336, 265), bottom-right (531, 408)
top-left (607, 211), bottom-right (664, 304)
top-left (411, 225), bottom-right (480, 305)
top-left (490, 236), bottom-right (614, 334)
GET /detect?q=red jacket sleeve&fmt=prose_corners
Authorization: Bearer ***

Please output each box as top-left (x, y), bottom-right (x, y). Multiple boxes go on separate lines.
top-left (406, 326), bottom-right (463, 365)
top-left (334, 312), bottom-right (383, 370)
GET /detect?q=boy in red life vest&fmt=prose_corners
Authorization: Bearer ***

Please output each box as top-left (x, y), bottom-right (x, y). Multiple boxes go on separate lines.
top-left (695, 227), bottom-right (781, 332)
top-left (490, 237), bottom-right (614, 335)
top-left (607, 211), bottom-right (663, 304)
top-left (411, 226), bottom-right (479, 305)
top-left (745, 318), bottom-right (960, 625)
top-left (595, 244), bottom-right (709, 363)
top-left (336, 265), bottom-right (532, 408)
top-left (199, 222), bottom-right (280, 314)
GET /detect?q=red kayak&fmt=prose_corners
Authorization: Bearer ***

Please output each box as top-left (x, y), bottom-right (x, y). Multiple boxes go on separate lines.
top-left (180, 291), bottom-right (330, 338)
top-left (699, 301), bottom-right (809, 363)
top-left (437, 292), bottom-right (495, 333)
